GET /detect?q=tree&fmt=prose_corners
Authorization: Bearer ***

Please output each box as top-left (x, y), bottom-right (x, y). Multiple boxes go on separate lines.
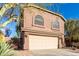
top-left (0, 4), bottom-right (17, 42)
top-left (0, 4), bottom-right (15, 20)
top-left (0, 4), bottom-right (17, 28)
top-left (5, 28), bottom-right (12, 37)
top-left (0, 31), bottom-right (5, 42)
top-left (65, 19), bottom-right (79, 41)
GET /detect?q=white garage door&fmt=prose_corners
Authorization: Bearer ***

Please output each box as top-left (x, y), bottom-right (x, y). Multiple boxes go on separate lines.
top-left (29, 35), bottom-right (58, 50)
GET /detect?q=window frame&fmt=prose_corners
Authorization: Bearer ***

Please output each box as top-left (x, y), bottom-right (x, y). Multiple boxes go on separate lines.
top-left (51, 20), bottom-right (60, 30)
top-left (33, 15), bottom-right (45, 28)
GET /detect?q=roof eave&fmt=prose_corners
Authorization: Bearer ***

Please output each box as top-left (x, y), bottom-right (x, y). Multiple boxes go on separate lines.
top-left (25, 4), bottom-right (66, 22)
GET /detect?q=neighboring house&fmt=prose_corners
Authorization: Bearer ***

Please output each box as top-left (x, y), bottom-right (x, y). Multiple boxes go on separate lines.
top-left (21, 4), bottom-right (65, 50)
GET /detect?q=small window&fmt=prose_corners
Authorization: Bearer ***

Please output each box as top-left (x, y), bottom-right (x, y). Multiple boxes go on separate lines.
top-left (52, 20), bottom-right (60, 29)
top-left (34, 15), bottom-right (44, 26)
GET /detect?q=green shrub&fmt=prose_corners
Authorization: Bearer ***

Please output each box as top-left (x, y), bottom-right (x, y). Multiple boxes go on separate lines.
top-left (0, 42), bottom-right (15, 56)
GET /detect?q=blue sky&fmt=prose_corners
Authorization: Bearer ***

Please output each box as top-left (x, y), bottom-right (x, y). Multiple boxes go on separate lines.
top-left (0, 3), bottom-right (79, 37)
top-left (47, 3), bottom-right (79, 20)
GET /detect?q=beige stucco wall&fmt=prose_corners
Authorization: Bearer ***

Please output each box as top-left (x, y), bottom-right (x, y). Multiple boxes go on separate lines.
top-left (22, 6), bottom-right (65, 49)
top-left (23, 7), bottom-right (64, 35)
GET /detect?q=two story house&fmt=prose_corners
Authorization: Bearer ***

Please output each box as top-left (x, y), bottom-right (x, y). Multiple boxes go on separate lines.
top-left (21, 4), bottom-right (65, 50)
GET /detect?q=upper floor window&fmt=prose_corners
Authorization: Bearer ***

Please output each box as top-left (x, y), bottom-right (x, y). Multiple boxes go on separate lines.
top-left (52, 20), bottom-right (60, 29)
top-left (34, 15), bottom-right (44, 26)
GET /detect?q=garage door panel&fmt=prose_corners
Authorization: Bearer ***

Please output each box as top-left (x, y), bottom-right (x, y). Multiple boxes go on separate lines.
top-left (29, 35), bottom-right (58, 50)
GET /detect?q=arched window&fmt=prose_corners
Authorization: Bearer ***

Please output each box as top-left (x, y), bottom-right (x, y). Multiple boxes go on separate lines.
top-left (52, 20), bottom-right (60, 29)
top-left (34, 15), bottom-right (44, 26)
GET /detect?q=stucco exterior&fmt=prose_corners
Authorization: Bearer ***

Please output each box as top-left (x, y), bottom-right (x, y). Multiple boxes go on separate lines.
top-left (21, 5), bottom-right (65, 50)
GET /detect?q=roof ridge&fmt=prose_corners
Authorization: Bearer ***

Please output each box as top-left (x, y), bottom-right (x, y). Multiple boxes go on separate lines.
top-left (26, 4), bottom-right (66, 22)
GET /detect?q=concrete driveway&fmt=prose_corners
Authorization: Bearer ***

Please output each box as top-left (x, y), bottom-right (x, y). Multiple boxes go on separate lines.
top-left (31, 49), bottom-right (79, 56)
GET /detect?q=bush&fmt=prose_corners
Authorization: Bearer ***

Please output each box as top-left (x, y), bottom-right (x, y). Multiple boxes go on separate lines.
top-left (72, 42), bottom-right (79, 49)
top-left (0, 42), bottom-right (15, 56)
top-left (7, 37), bottom-right (19, 49)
